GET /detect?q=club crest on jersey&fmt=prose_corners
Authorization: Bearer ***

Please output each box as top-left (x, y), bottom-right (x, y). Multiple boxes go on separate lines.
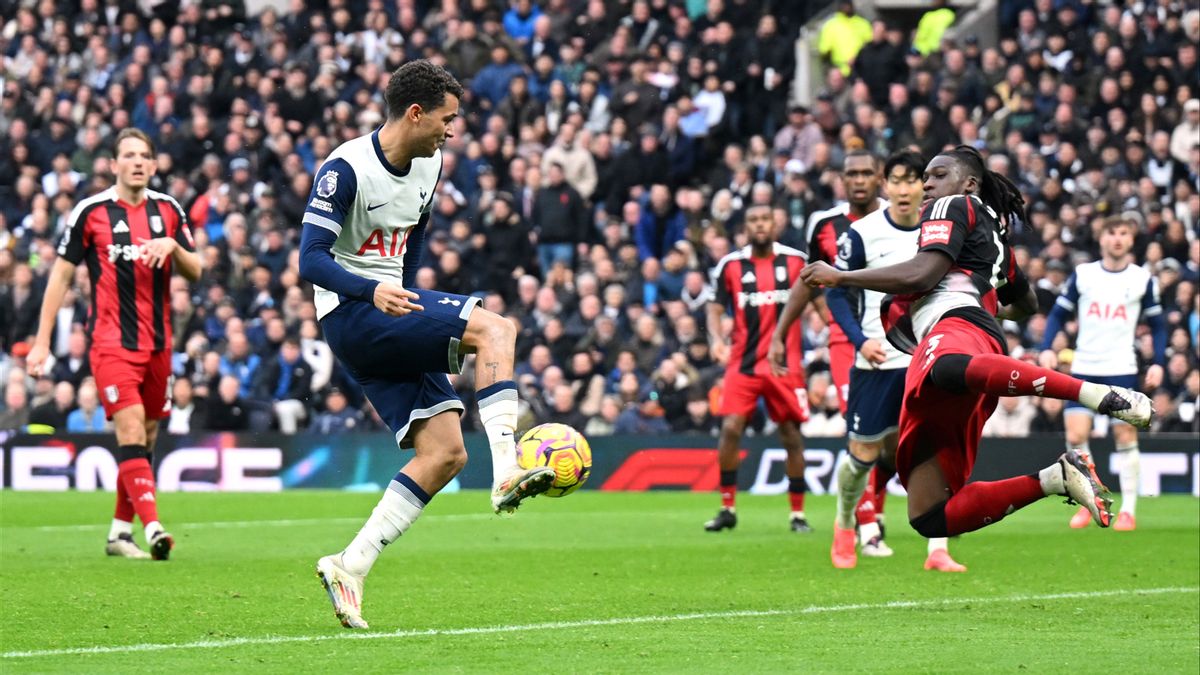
top-left (837, 232), bottom-right (852, 260)
top-left (150, 215), bottom-right (163, 233)
top-left (316, 170), bottom-right (339, 199)
top-left (775, 266), bottom-right (788, 283)
top-left (105, 385), bottom-right (119, 404)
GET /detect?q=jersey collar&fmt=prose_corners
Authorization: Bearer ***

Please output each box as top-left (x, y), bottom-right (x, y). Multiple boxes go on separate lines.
top-left (372, 128), bottom-right (412, 177)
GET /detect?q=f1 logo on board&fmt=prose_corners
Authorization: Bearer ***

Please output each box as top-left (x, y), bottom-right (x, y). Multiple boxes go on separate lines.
top-left (921, 220), bottom-right (953, 246)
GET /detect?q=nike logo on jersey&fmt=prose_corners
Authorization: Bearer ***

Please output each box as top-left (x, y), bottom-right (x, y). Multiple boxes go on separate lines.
top-left (367, 202), bottom-right (388, 211)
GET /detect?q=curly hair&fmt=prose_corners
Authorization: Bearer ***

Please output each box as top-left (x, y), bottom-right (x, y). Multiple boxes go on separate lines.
top-left (384, 60), bottom-right (465, 121)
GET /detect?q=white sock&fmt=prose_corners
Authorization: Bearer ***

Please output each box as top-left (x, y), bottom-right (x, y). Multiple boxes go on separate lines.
top-left (859, 521), bottom-right (881, 543)
top-left (108, 519), bottom-right (132, 541)
top-left (928, 537), bottom-right (949, 554)
top-left (1078, 382), bottom-right (1109, 411)
top-left (144, 520), bottom-right (162, 542)
top-left (1038, 463), bottom-right (1065, 496)
top-left (1117, 443), bottom-right (1139, 516)
top-left (835, 455), bottom-right (872, 530)
top-left (478, 382), bottom-right (520, 488)
top-left (341, 475), bottom-right (427, 577)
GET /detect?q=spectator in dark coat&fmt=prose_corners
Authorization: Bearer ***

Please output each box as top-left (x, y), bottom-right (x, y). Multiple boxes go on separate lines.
top-left (206, 375), bottom-right (250, 431)
top-left (635, 184), bottom-right (687, 262)
top-left (532, 162), bottom-right (589, 274)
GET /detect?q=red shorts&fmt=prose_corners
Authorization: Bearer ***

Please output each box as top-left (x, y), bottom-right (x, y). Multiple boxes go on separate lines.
top-left (89, 346), bottom-right (172, 420)
top-left (828, 339), bottom-right (854, 415)
top-left (895, 317), bottom-right (1002, 494)
top-left (718, 369), bottom-right (810, 423)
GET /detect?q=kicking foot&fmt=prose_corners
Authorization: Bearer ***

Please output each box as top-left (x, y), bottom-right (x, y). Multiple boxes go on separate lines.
top-left (491, 467), bottom-right (556, 515)
top-left (1113, 512), bottom-right (1136, 531)
top-left (1069, 505), bottom-right (1092, 529)
top-left (1058, 449), bottom-right (1114, 528)
top-left (1094, 386), bottom-right (1153, 429)
top-left (704, 508), bottom-right (737, 532)
top-left (105, 533), bottom-right (151, 559)
top-left (316, 554), bottom-right (368, 629)
top-left (831, 525), bottom-right (857, 569)
top-left (860, 535), bottom-right (894, 558)
top-left (924, 549), bottom-right (967, 573)
top-left (148, 530), bottom-right (174, 561)
top-left (789, 515), bottom-right (813, 533)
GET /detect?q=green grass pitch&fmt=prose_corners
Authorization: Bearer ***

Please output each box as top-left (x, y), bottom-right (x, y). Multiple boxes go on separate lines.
top-left (1, 490), bottom-right (1197, 673)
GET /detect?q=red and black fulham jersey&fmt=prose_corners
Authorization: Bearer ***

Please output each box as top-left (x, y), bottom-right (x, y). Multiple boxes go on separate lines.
top-left (711, 243), bottom-right (807, 376)
top-left (57, 187), bottom-right (195, 352)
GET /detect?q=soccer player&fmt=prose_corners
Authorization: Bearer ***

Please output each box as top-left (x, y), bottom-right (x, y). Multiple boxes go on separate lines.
top-left (298, 61), bottom-right (554, 630)
top-left (27, 128), bottom-right (201, 561)
top-left (705, 204), bottom-right (813, 533)
top-left (1038, 217), bottom-right (1165, 531)
top-left (806, 149), bottom-right (886, 412)
top-left (775, 150), bottom-right (965, 571)
top-left (799, 145), bottom-right (1152, 542)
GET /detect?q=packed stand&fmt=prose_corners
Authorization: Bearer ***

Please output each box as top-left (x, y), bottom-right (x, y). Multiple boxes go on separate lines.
top-left (0, 0), bottom-right (1196, 438)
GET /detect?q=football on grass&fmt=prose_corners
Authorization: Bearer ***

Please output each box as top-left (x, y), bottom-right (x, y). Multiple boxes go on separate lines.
top-left (515, 423), bottom-right (592, 497)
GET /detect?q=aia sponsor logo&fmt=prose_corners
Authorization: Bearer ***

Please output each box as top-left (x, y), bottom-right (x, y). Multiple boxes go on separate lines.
top-left (1085, 302), bottom-right (1129, 321)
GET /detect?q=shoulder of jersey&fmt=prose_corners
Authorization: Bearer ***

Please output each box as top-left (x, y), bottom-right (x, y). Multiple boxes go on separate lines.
top-left (805, 202), bottom-right (849, 241)
top-left (145, 189), bottom-right (186, 214)
top-left (850, 207), bottom-right (890, 232)
top-left (65, 187), bottom-right (118, 223)
top-left (772, 242), bottom-right (807, 260)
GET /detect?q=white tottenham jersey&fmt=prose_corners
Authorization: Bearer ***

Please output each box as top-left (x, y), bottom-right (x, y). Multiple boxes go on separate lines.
top-left (303, 130), bottom-right (441, 319)
top-left (1056, 261), bottom-right (1161, 376)
top-left (835, 208), bottom-right (920, 370)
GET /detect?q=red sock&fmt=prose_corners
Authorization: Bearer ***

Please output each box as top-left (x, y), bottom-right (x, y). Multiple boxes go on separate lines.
top-left (719, 470), bottom-right (736, 509)
top-left (787, 477), bottom-right (805, 512)
top-left (114, 474), bottom-right (135, 522)
top-left (963, 354), bottom-right (1083, 400)
top-left (943, 475), bottom-right (1044, 535)
top-left (118, 458), bottom-right (160, 526)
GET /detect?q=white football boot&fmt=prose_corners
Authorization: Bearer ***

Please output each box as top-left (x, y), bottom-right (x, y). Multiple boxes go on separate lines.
top-left (316, 553), bottom-right (369, 629)
top-left (491, 466), bottom-right (556, 514)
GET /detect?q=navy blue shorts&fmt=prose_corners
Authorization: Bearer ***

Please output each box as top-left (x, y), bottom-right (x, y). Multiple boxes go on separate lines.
top-left (1065, 373), bottom-right (1138, 424)
top-left (846, 367), bottom-right (906, 442)
top-left (321, 289), bottom-right (480, 448)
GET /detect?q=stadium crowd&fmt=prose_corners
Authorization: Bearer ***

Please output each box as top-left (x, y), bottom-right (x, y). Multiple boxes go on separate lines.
top-left (0, 0), bottom-right (1197, 439)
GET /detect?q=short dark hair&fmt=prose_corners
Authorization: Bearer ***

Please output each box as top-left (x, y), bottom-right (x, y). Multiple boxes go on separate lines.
top-left (842, 148), bottom-right (879, 171)
top-left (884, 149), bottom-right (925, 180)
top-left (384, 60), bottom-right (465, 121)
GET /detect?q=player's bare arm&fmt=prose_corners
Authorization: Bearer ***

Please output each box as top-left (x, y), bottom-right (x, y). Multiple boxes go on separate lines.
top-left (800, 250), bottom-right (953, 295)
top-left (26, 257), bottom-right (78, 378)
top-left (706, 301), bottom-right (730, 365)
top-left (767, 277), bottom-right (813, 376)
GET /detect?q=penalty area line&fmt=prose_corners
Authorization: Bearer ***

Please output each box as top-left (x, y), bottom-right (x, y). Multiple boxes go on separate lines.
top-left (2, 586), bottom-right (1196, 659)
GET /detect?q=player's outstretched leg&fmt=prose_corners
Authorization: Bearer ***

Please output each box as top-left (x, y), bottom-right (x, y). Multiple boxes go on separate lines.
top-left (833, 453), bottom-right (872, 568)
top-left (462, 308), bottom-right (554, 513)
top-left (908, 447), bottom-right (1114, 540)
top-left (932, 354), bottom-right (1153, 428)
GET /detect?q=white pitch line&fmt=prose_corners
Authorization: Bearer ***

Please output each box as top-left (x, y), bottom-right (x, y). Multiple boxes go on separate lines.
top-left (2, 586), bottom-right (1195, 660)
top-left (20, 510), bottom-right (678, 532)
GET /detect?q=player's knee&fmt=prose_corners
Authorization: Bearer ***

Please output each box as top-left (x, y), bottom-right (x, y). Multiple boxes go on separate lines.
top-left (928, 353), bottom-right (971, 393)
top-left (721, 416), bottom-right (747, 436)
top-left (472, 310), bottom-right (516, 347)
top-left (437, 445), bottom-right (468, 477)
top-left (909, 502), bottom-right (949, 538)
